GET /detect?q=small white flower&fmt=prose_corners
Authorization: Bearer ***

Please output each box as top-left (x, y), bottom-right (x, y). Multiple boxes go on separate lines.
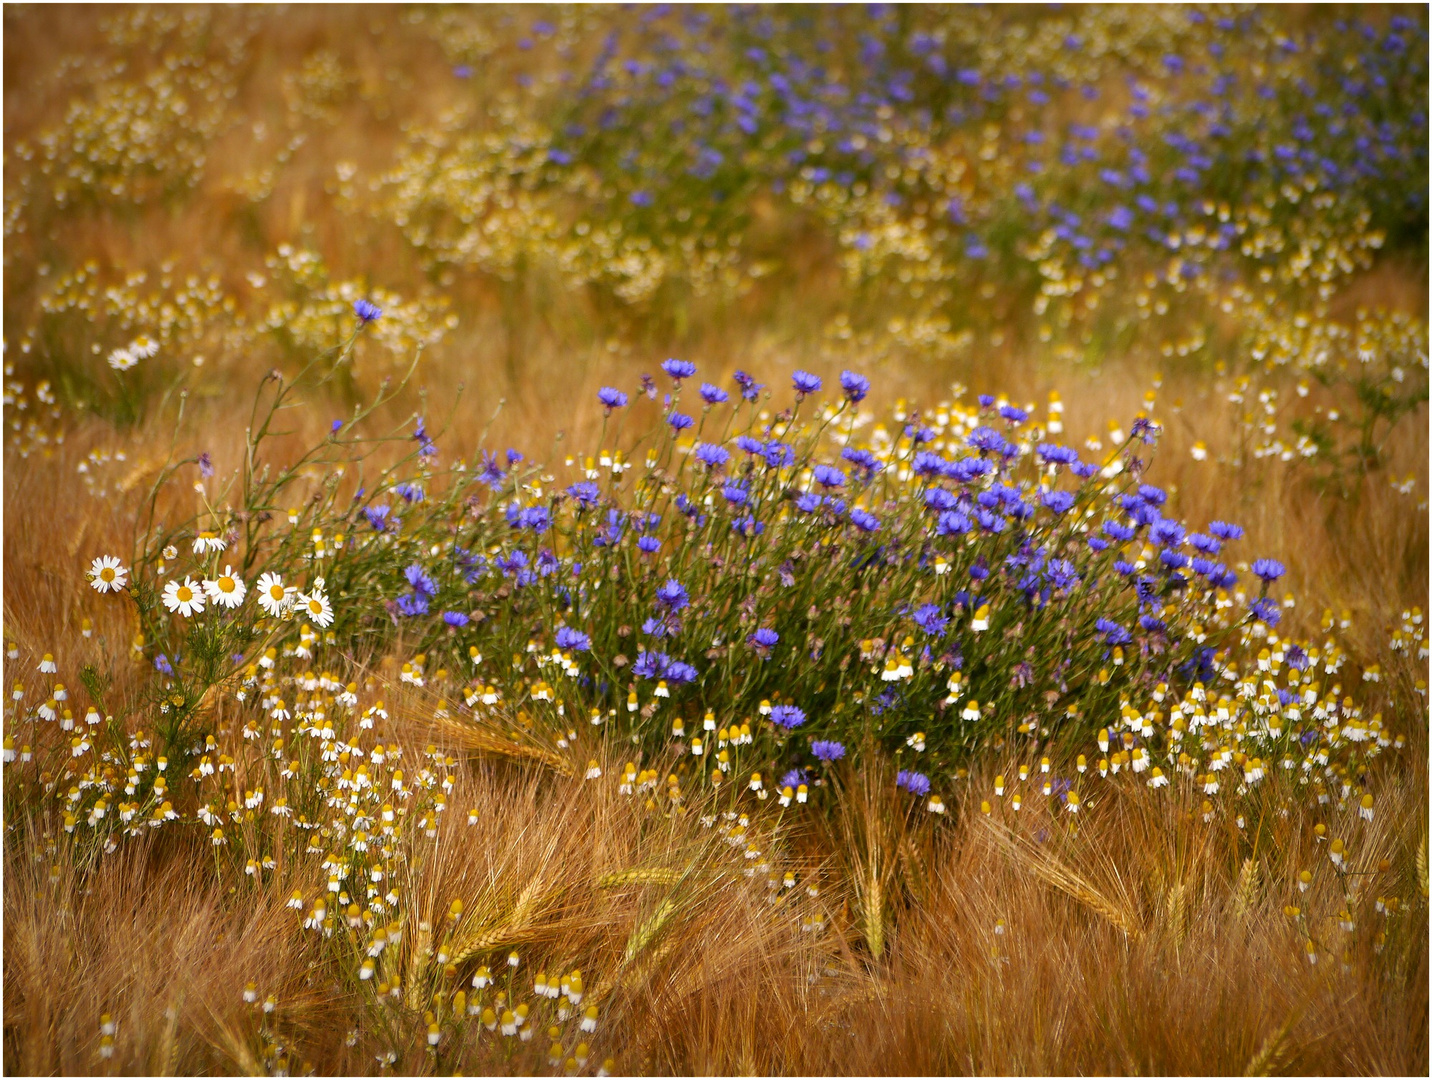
top-left (107, 348), bottom-right (137, 372)
top-left (162, 578), bottom-right (205, 618)
top-left (256, 572), bottom-right (293, 616)
top-left (192, 532), bottom-right (227, 554)
top-left (297, 586), bottom-right (334, 628)
top-left (203, 567), bottom-right (246, 609)
top-left (129, 335), bottom-right (159, 359)
top-left (88, 555), bottom-right (129, 594)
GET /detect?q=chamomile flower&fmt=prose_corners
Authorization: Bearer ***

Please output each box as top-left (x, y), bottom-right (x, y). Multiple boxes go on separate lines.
top-left (203, 567), bottom-right (246, 609)
top-left (255, 572), bottom-right (293, 616)
top-left (192, 531), bottom-right (227, 554)
top-left (297, 583), bottom-right (335, 628)
top-left (162, 578), bottom-right (205, 617)
top-left (88, 555), bottom-right (129, 594)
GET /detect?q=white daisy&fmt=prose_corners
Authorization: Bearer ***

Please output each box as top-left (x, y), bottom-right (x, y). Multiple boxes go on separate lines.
top-left (88, 555), bottom-right (129, 594)
top-left (192, 531), bottom-right (227, 554)
top-left (162, 578), bottom-right (206, 618)
top-left (297, 586), bottom-right (334, 628)
top-left (129, 335), bottom-right (159, 359)
top-left (203, 567), bottom-right (246, 609)
top-left (256, 572), bottom-right (294, 616)
top-left (107, 348), bottom-right (137, 372)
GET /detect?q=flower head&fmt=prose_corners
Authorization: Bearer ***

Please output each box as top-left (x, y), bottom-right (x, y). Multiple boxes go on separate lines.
top-left (203, 567), bottom-right (246, 609)
top-left (1251, 558), bottom-right (1285, 583)
top-left (162, 578), bottom-right (206, 618)
top-left (811, 740), bottom-right (845, 762)
top-left (770, 705), bottom-right (806, 729)
top-left (597, 387), bottom-right (628, 411)
top-left (354, 299), bottom-right (382, 323)
top-left (839, 370), bottom-right (869, 403)
top-left (896, 770), bottom-right (931, 796)
top-left (791, 370), bottom-right (822, 396)
top-left (88, 555), bottom-right (129, 594)
top-left (661, 359), bottom-right (697, 382)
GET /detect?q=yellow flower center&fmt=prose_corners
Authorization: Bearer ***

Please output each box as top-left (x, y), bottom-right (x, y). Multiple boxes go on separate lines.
top-left (176, 587), bottom-right (193, 602)
top-left (100, 567), bottom-right (115, 582)
top-left (269, 586), bottom-right (284, 600)
top-left (218, 577), bottom-right (235, 593)
top-left (309, 599), bottom-right (323, 613)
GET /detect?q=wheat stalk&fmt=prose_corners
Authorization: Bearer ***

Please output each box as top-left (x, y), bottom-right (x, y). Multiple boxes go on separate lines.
top-left (1417, 832), bottom-right (1428, 900)
top-left (1234, 857), bottom-right (1261, 918)
top-left (979, 816), bottom-right (1143, 939)
top-left (597, 867), bottom-right (686, 889)
top-left (426, 712), bottom-right (572, 774)
top-left (1244, 1010), bottom-right (1298, 1076)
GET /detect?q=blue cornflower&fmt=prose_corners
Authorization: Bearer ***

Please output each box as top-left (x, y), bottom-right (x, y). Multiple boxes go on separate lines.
top-left (841, 447), bottom-right (882, 475)
top-left (632, 650), bottom-right (670, 679)
top-left (477, 451), bottom-right (506, 488)
top-left (699, 382), bottom-right (729, 404)
top-left (849, 508), bottom-right (881, 532)
top-left (925, 488), bottom-right (957, 512)
top-left (667, 411), bottom-right (694, 432)
top-left (443, 611), bottom-right (470, 627)
top-left (1137, 484), bottom-right (1168, 507)
top-left (656, 579), bottom-right (690, 612)
top-left (721, 483), bottom-right (748, 506)
top-left (760, 441), bottom-right (793, 469)
top-left (748, 627), bottom-right (779, 649)
top-left (1160, 549), bottom-right (1190, 570)
top-left (912, 451), bottom-right (949, 478)
top-left (1042, 490), bottom-right (1075, 515)
top-left (780, 768), bottom-right (806, 790)
top-left (394, 481), bottom-right (424, 504)
top-left (811, 740), bottom-right (846, 762)
top-left (1094, 617), bottom-right (1132, 645)
top-left (555, 627), bottom-right (591, 651)
top-left (1036, 443), bottom-right (1080, 466)
top-left (598, 386), bottom-right (628, 410)
top-left (662, 358), bottom-right (697, 382)
top-left (999, 404), bottom-right (1029, 424)
top-left (1139, 614), bottom-right (1166, 633)
top-left (967, 425), bottom-right (1012, 456)
top-left (641, 617), bottom-right (672, 638)
top-left (735, 435), bottom-right (763, 455)
top-left (913, 603), bottom-right (948, 636)
top-left (1208, 520), bottom-right (1244, 540)
top-left (1087, 536), bottom-right (1109, 552)
top-left (154, 654), bottom-right (174, 676)
top-left (637, 536), bottom-right (661, 555)
top-left (732, 370), bottom-right (763, 401)
top-left (1250, 597), bottom-right (1282, 625)
top-left (770, 704), bottom-right (807, 729)
top-left (405, 564), bottom-right (438, 597)
top-left (695, 442), bottom-right (729, 468)
top-left (664, 660), bottom-right (697, 684)
top-left (364, 504), bottom-right (393, 531)
top-left (397, 593), bottom-right (430, 617)
top-left (518, 506), bottom-right (551, 533)
top-left (197, 452), bottom-right (214, 479)
top-left (1251, 558), bottom-right (1285, 583)
top-left (812, 464), bottom-right (845, 488)
top-left (937, 510), bottom-right (972, 536)
top-left (794, 492), bottom-right (823, 514)
top-left (1150, 520), bottom-right (1185, 547)
top-left (566, 481), bottom-right (601, 509)
top-left (896, 770), bottom-right (931, 796)
top-left (791, 370), bottom-right (822, 396)
top-left (839, 369), bottom-right (870, 403)
top-left (354, 298), bottom-right (382, 324)
top-left (1189, 533), bottom-right (1220, 554)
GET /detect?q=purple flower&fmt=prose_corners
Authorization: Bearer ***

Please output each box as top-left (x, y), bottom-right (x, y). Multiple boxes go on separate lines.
top-left (1042, 490), bottom-right (1075, 515)
top-left (791, 370), bottom-right (822, 396)
top-left (664, 660), bottom-right (697, 684)
top-left (405, 564), bottom-right (438, 597)
top-left (632, 650), bottom-right (669, 679)
top-left (598, 386), bottom-right (628, 410)
top-left (849, 508), bottom-right (881, 532)
top-left (393, 481), bottom-right (424, 504)
top-left (795, 492), bottom-right (822, 514)
top-left (364, 504), bottom-right (393, 532)
top-left (896, 770), bottom-right (931, 796)
top-left (695, 442), bottom-right (729, 468)
top-left (732, 370), bottom-right (763, 402)
top-left (812, 464), bottom-right (845, 488)
top-left (555, 626), bottom-right (591, 651)
top-left (913, 603), bottom-right (948, 636)
top-left (1250, 597), bottom-right (1282, 625)
top-left (1208, 520), bottom-right (1244, 541)
top-left (1094, 617), bottom-right (1132, 646)
top-left (699, 382), bottom-right (729, 405)
top-left (839, 370), bottom-right (870, 403)
top-left (1251, 558), bottom-right (1285, 583)
top-left (354, 298), bottom-right (382, 324)
top-left (656, 578), bottom-right (689, 612)
top-left (748, 627), bottom-right (779, 649)
top-left (667, 411), bottom-right (694, 432)
top-left (197, 452), bottom-right (214, 479)
top-left (443, 611), bottom-right (470, 627)
top-left (780, 768), bottom-right (806, 790)
top-left (397, 593), bottom-right (430, 617)
top-left (637, 535), bottom-right (661, 555)
top-left (811, 740), bottom-right (846, 762)
top-left (662, 358), bottom-right (697, 382)
top-left (1037, 443), bottom-right (1080, 466)
top-left (566, 481), bottom-right (600, 509)
top-left (770, 704), bottom-right (807, 729)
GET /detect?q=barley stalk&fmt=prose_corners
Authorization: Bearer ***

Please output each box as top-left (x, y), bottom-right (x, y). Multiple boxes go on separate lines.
top-left (597, 867), bottom-right (685, 889)
top-left (1244, 1011), bottom-right (1298, 1076)
top-left (623, 897), bottom-right (677, 964)
top-left (1234, 857), bottom-right (1261, 918)
top-left (1417, 833), bottom-right (1428, 900)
